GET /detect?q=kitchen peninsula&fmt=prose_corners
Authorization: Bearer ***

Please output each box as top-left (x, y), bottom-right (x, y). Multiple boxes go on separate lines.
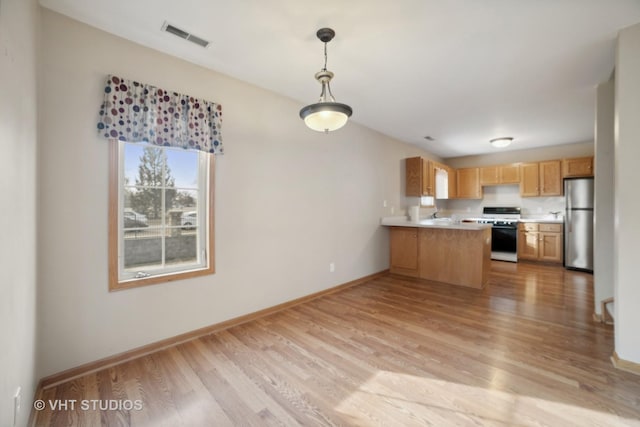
top-left (382, 218), bottom-right (492, 289)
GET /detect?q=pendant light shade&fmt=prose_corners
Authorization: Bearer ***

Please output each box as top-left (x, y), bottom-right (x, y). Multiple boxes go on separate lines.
top-left (300, 28), bottom-right (352, 133)
top-left (301, 103), bottom-right (352, 132)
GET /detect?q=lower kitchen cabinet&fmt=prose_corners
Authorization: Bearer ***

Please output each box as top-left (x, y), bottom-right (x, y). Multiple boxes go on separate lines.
top-left (388, 225), bottom-right (491, 288)
top-left (518, 226), bottom-right (539, 259)
top-left (518, 222), bottom-right (563, 263)
top-left (418, 227), bottom-right (490, 289)
top-left (389, 227), bottom-right (419, 277)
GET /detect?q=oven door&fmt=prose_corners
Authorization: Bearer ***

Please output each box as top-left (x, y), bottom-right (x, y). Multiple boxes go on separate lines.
top-left (491, 225), bottom-right (518, 262)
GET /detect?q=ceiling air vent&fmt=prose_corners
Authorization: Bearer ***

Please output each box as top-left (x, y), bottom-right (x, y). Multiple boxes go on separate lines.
top-left (161, 21), bottom-right (210, 48)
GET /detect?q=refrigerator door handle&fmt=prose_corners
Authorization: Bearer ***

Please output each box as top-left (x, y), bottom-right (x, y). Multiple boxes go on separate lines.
top-left (565, 180), bottom-right (571, 233)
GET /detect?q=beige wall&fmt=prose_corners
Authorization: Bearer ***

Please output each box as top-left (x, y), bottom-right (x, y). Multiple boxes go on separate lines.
top-left (594, 80), bottom-right (615, 316)
top-left (614, 22), bottom-right (640, 364)
top-left (37, 9), bottom-right (436, 377)
top-left (0, 0), bottom-right (39, 425)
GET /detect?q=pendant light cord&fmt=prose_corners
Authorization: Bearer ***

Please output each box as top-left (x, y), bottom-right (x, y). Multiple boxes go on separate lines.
top-left (323, 42), bottom-right (328, 71)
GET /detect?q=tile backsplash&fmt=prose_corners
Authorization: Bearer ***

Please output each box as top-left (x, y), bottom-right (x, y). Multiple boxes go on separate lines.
top-left (438, 184), bottom-right (565, 218)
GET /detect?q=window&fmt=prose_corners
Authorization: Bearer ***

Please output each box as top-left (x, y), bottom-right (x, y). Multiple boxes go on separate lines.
top-left (420, 196), bottom-right (435, 207)
top-left (435, 167), bottom-right (449, 200)
top-left (109, 140), bottom-right (214, 291)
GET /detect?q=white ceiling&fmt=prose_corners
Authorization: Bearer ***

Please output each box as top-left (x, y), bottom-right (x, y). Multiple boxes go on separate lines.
top-left (40, 0), bottom-right (640, 158)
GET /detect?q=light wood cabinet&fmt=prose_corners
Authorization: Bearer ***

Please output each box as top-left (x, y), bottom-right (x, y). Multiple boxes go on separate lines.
top-left (520, 163), bottom-right (540, 197)
top-left (456, 168), bottom-right (482, 199)
top-left (520, 161), bottom-right (562, 197)
top-left (539, 223), bottom-right (563, 262)
top-left (389, 227), bottom-right (419, 277)
top-left (563, 157), bottom-right (593, 177)
top-left (518, 222), bottom-right (563, 263)
top-left (388, 226), bottom-right (491, 288)
top-left (405, 157), bottom-right (434, 197)
top-left (418, 227), bottom-right (491, 289)
top-left (518, 223), bottom-right (539, 259)
top-left (422, 159), bottom-right (434, 197)
top-left (500, 164), bottom-right (521, 184)
top-left (480, 166), bottom-right (499, 185)
top-left (539, 161), bottom-right (562, 196)
top-left (447, 166), bottom-right (457, 199)
top-left (480, 164), bottom-right (520, 186)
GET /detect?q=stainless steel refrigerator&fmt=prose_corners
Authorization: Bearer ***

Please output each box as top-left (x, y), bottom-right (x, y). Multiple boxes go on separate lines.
top-left (564, 177), bottom-right (594, 272)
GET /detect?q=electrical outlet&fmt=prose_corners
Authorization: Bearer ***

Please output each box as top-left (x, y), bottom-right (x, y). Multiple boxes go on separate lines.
top-left (13, 387), bottom-right (21, 427)
top-left (390, 206), bottom-right (395, 214)
top-left (329, 262), bottom-right (335, 273)
top-left (383, 200), bottom-right (388, 208)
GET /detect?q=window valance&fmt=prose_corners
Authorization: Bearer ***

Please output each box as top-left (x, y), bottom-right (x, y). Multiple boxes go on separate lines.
top-left (97, 75), bottom-right (223, 154)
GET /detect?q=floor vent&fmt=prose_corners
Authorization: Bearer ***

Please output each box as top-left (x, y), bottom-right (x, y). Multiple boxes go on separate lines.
top-left (161, 22), bottom-right (210, 48)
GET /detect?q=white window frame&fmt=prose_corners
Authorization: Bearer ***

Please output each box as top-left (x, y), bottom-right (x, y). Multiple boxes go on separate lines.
top-left (109, 140), bottom-right (215, 291)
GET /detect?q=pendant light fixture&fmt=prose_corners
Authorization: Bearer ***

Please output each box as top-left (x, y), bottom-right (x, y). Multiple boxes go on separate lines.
top-left (299, 28), bottom-right (353, 133)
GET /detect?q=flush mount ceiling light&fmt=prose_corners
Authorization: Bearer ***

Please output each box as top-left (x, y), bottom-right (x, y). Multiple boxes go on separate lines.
top-left (490, 137), bottom-right (514, 148)
top-left (299, 28), bottom-right (353, 133)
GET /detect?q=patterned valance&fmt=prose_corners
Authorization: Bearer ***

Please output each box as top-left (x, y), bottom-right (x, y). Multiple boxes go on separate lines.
top-left (97, 75), bottom-right (223, 154)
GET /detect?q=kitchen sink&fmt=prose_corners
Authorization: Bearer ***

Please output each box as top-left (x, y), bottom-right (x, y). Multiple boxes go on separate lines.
top-left (420, 217), bottom-right (453, 225)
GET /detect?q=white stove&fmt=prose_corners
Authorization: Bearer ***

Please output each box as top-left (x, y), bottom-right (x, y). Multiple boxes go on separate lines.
top-left (479, 207), bottom-right (521, 262)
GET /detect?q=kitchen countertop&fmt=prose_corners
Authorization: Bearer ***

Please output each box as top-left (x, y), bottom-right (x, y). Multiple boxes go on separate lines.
top-left (381, 217), bottom-right (492, 231)
top-left (519, 217), bottom-right (564, 224)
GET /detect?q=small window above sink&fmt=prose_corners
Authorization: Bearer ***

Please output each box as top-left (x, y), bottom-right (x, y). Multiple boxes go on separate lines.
top-left (420, 196), bottom-right (435, 207)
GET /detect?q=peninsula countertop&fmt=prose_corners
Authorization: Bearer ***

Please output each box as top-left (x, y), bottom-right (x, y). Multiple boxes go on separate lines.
top-left (381, 216), bottom-right (492, 231)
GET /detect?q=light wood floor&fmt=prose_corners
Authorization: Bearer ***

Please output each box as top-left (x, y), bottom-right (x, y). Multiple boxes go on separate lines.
top-left (33, 262), bottom-right (640, 426)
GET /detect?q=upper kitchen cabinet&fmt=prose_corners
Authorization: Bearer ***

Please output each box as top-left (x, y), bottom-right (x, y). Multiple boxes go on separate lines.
top-left (456, 167), bottom-right (482, 199)
top-left (540, 161), bottom-right (562, 195)
top-left (520, 161), bottom-right (562, 197)
top-left (480, 166), bottom-right (499, 185)
top-left (500, 164), bottom-right (521, 184)
top-left (520, 163), bottom-right (539, 197)
top-left (405, 157), bottom-right (434, 197)
top-left (480, 164), bottom-right (520, 185)
top-left (447, 166), bottom-right (457, 199)
top-left (563, 156), bottom-right (594, 177)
